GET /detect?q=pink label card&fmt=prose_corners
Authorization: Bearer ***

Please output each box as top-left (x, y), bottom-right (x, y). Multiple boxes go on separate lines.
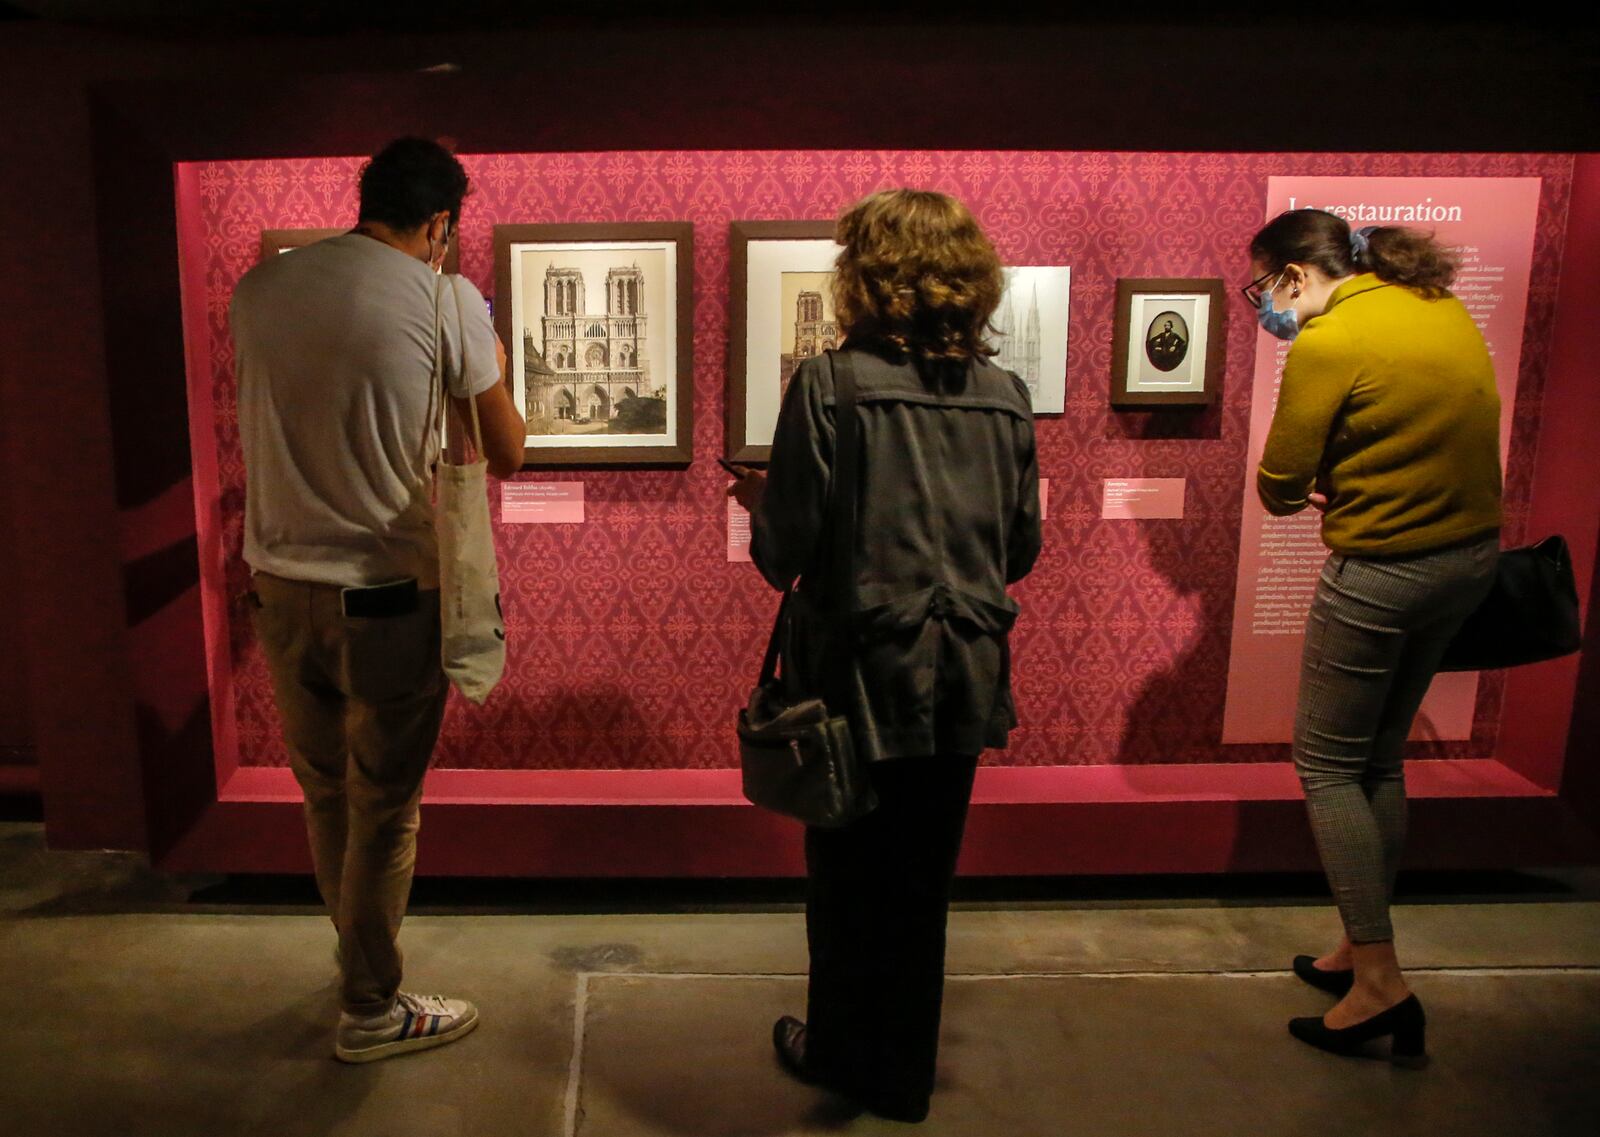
top-left (727, 499), bottom-right (753, 562)
top-left (1101, 478), bottom-right (1185, 520)
top-left (501, 482), bottom-right (585, 524)
top-left (1039, 477), bottom-right (1049, 522)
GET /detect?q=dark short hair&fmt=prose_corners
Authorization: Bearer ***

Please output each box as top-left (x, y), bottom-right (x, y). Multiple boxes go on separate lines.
top-left (357, 137), bottom-right (470, 232)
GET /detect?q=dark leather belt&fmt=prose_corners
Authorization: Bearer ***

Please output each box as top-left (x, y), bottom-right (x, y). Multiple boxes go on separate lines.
top-left (340, 578), bottom-right (420, 618)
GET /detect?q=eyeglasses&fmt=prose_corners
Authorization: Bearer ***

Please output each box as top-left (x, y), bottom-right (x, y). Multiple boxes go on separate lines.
top-left (1240, 270), bottom-right (1279, 310)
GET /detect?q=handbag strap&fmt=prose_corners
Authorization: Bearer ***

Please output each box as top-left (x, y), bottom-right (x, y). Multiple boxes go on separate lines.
top-left (826, 348), bottom-right (860, 616)
top-left (754, 349), bottom-right (860, 689)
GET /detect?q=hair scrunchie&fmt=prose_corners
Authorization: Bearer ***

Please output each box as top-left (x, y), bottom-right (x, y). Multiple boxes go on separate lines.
top-left (1350, 225), bottom-right (1378, 263)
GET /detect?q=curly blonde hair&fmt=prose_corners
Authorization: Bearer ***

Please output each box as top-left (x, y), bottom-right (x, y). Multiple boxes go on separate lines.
top-left (831, 189), bottom-right (1004, 364)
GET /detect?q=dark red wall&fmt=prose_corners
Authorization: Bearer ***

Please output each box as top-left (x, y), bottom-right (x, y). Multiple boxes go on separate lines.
top-left (184, 150), bottom-right (1572, 776)
top-left (1, 15), bottom-right (1594, 845)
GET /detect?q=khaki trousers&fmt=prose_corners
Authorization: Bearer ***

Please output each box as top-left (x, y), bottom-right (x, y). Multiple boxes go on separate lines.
top-left (250, 572), bottom-right (448, 1016)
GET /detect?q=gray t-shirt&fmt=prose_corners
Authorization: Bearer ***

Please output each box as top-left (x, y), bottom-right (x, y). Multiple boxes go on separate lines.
top-left (231, 233), bottom-right (502, 588)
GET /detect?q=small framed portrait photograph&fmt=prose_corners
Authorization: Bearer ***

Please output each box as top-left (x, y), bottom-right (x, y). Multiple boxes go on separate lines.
top-left (258, 227), bottom-right (460, 273)
top-left (727, 220), bottom-right (839, 464)
top-left (493, 222), bottom-right (694, 467)
top-left (1110, 277), bottom-right (1225, 408)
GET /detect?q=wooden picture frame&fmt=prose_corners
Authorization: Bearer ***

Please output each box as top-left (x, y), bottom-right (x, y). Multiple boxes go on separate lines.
top-left (1110, 277), bottom-right (1226, 408)
top-left (493, 222), bottom-right (694, 467)
top-left (726, 220), bottom-right (839, 464)
top-left (259, 227), bottom-right (460, 273)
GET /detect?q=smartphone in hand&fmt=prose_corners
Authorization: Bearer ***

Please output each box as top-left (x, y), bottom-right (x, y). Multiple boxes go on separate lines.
top-left (717, 457), bottom-right (746, 477)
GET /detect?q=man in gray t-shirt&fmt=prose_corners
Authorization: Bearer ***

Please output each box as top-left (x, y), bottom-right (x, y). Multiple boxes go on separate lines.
top-left (230, 138), bottom-right (522, 1065)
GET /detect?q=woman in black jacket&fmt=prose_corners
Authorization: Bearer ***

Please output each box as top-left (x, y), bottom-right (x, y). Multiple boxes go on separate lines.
top-left (728, 189), bottom-right (1042, 1123)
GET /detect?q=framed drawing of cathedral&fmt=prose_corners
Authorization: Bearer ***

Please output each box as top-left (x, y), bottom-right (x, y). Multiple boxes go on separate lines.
top-left (259, 227), bottom-right (460, 272)
top-left (995, 266), bottom-right (1071, 414)
top-left (1109, 278), bottom-right (1225, 408)
top-left (726, 220), bottom-right (839, 464)
top-left (493, 222), bottom-right (694, 466)
top-left (260, 228), bottom-right (344, 260)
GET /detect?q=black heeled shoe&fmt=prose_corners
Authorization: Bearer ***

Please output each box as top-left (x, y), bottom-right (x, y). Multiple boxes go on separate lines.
top-left (1288, 993), bottom-right (1428, 1067)
top-left (1293, 954), bottom-right (1355, 996)
top-left (770, 1017), bottom-right (932, 1124)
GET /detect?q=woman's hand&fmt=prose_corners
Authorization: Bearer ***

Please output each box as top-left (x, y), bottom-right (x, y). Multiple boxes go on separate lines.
top-left (1308, 492), bottom-right (1330, 512)
top-left (725, 464), bottom-right (767, 513)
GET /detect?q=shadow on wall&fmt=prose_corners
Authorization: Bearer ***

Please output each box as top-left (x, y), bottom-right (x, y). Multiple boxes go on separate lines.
top-left (1106, 401), bottom-right (1223, 442)
top-left (433, 680), bottom-right (660, 769)
top-left (1113, 518), bottom-right (1321, 873)
top-left (1114, 521), bottom-right (1242, 768)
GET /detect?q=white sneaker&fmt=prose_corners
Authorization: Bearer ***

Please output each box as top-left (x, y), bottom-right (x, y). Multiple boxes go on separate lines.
top-left (334, 991), bottom-right (479, 1063)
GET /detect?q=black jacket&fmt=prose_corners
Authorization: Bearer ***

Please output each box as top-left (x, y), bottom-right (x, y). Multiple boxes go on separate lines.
top-left (751, 346), bottom-right (1042, 761)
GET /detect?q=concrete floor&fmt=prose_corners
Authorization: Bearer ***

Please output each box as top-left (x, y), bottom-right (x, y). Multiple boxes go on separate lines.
top-left (1, 820), bottom-right (1597, 1136)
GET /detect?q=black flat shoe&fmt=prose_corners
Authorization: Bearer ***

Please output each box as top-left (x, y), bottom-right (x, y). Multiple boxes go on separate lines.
top-left (770, 1017), bottom-right (931, 1123)
top-left (1293, 954), bottom-right (1355, 996)
top-left (772, 1015), bottom-right (820, 1085)
top-left (861, 1093), bottom-right (932, 1125)
top-left (1288, 993), bottom-right (1428, 1067)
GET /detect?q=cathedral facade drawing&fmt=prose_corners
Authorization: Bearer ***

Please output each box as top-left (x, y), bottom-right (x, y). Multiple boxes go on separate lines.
top-left (994, 281), bottom-right (1042, 399)
top-left (524, 263), bottom-right (653, 430)
top-left (778, 289), bottom-right (839, 396)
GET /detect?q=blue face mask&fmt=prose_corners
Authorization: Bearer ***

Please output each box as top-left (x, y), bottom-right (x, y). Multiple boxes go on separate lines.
top-left (1256, 273), bottom-right (1300, 341)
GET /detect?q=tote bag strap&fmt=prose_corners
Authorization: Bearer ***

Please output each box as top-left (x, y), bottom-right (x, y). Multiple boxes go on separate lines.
top-left (436, 275), bottom-right (487, 467)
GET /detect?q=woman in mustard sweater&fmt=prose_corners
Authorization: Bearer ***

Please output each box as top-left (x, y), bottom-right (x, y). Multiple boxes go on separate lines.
top-left (1245, 209), bottom-right (1501, 1065)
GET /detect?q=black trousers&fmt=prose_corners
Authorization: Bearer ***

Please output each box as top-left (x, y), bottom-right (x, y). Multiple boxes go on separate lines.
top-left (803, 752), bottom-right (980, 1105)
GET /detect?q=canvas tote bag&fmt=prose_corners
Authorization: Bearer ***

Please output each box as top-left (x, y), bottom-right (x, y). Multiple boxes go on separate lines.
top-left (433, 275), bottom-right (507, 704)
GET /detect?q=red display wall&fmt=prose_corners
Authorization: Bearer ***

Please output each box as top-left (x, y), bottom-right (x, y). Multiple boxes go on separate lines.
top-left (13, 27), bottom-right (1595, 876)
top-left (180, 151), bottom-right (1573, 782)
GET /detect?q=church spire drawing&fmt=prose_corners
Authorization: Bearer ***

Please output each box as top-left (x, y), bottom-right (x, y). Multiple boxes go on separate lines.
top-left (995, 272), bottom-right (1041, 398)
top-left (1021, 282), bottom-right (1041, 397)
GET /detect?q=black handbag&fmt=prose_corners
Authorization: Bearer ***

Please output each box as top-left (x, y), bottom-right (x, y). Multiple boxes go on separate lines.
top-left (738, 350), bottom-right (878, 828)
top-left (1437, 535), bottom-right (1583, 672)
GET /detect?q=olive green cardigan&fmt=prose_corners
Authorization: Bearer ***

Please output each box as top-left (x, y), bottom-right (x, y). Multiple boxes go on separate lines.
top-left (1257, 274), bottom-right (1502, 556)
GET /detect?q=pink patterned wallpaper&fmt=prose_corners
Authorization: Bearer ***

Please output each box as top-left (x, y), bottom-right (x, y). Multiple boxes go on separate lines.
top-left (184, 151), bottom-right (1574, 771)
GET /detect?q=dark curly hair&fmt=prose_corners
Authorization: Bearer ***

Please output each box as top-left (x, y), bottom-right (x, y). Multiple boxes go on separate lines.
top-left (831, 189), bottom-right (1004, 364)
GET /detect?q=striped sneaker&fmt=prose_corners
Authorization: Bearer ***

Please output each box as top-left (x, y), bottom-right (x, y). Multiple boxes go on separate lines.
top-left (334, 991), bottom-right (479, 1063)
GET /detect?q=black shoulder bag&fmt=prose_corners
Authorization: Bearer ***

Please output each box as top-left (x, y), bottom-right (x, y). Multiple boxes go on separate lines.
top-left (1437, 535), bottom-right (1583, 672)
top-left (738, 350), bottom-right (878, 828)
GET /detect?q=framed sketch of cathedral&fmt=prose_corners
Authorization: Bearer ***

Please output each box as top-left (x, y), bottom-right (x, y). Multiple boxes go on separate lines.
top-left (1109, 278), bottom-right (1225, 408)
top-left (259, 227), bottom-right (460, 272)
top-left (726, 220), bottom-right (839, 464)
top-left (493, 222), bottom-right (694, 466)
top-left (994, 266), bottom-right (1071, 414)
